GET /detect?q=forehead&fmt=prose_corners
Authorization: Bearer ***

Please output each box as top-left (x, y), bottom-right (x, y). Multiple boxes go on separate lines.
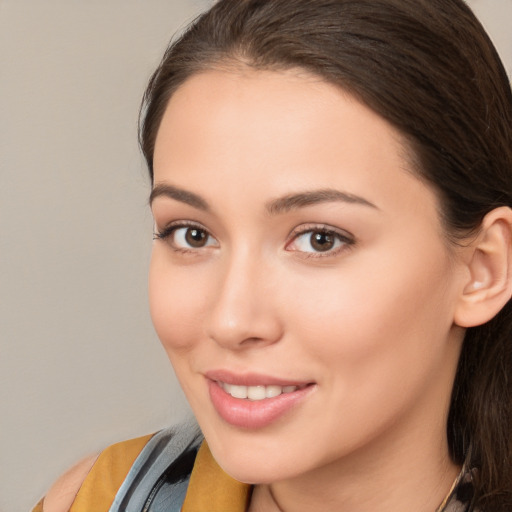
top-left (155, 68), bottom-right (407, 173)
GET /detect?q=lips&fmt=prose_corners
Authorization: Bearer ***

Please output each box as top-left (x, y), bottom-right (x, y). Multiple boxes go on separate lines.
top-left (205, 370), bottom-right (315, 429)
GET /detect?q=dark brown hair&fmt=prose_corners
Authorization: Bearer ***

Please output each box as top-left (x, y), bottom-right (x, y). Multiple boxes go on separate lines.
top-left (139, 0), bottom-right (512, 508)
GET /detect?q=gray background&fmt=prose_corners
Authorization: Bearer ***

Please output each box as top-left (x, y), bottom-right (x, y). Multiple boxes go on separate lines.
top-left (0, 1), bottom-right (510, 511)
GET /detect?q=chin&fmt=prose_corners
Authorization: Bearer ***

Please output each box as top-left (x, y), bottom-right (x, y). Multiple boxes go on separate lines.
top-left (217, 456), bottom-right (293, 485)
top-left (203, 426), bottom-right (310, 485)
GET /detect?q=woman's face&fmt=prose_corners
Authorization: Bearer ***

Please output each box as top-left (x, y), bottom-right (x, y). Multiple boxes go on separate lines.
top-left (149, 69), bottom-right (466, 484)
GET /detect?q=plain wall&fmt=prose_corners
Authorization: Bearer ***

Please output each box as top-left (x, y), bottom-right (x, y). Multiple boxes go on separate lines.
top-left (0, 1), bottom-right (510, 511)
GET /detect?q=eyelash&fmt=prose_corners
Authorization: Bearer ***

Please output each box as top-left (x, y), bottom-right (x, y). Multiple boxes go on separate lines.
top-left (153, 221), bottom-right (355, 258)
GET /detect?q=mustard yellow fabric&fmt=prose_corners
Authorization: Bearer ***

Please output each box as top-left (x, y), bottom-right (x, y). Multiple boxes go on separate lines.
top-left (31, 498), bottom-right (44, 512)
top-left (182, 442), bottom-right (252, 512)
top-left (69, 433), bottom-right (153, 512)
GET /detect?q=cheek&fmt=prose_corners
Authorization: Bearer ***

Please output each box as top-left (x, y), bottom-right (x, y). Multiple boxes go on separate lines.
top-left (284, 244), bottom-right (456, 386)
top-left (148, 250), bottom-right (209, 353)
top-left (270, 251), bottom-right (459, 456)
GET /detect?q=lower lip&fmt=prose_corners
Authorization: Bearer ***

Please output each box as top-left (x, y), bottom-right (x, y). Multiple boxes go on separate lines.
top-left (208, 380), bottom-right (315, 429)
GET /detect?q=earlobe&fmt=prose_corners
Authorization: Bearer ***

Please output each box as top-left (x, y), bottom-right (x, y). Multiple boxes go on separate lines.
top-left (454, 207), bottom-right (512, 328)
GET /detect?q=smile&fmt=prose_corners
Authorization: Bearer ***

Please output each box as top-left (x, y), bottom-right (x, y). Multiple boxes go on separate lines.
top-left (218, 382), bottom-right (307, 401)
top-left (207, 376), bottom-right (316, 429)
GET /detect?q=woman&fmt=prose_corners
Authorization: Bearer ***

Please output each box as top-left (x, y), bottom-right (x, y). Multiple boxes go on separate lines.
top-left (37, 0), bottom-right (512, 511)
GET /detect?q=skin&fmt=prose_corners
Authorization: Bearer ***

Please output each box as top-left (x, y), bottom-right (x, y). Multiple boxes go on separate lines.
top-left (149, 68), bottom-right (469, 512)
top-left (42, 454), bottom-right (98, 512)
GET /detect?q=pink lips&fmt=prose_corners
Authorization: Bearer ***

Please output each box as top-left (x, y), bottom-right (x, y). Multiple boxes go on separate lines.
top-left (206, 370), bottom-right (315, 429)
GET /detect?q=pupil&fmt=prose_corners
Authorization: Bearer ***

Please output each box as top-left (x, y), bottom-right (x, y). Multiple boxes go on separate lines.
top-left (185, 228), bottom-right (207, 247)
top-left (311, 231), bottom-right (334, 251)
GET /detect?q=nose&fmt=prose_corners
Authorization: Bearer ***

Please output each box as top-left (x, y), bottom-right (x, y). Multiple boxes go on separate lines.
top-left (205, 250), bottom-right (284, 350)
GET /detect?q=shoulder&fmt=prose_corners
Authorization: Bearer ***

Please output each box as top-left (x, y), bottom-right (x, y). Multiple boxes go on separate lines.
top-left (41, 454), bottom-right (99, 512)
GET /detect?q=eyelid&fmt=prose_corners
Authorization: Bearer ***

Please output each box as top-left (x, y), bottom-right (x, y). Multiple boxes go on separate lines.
top-left (288, 223), bottom-right (355, 242)
top-left (154, 219), bottom-right (202, 239)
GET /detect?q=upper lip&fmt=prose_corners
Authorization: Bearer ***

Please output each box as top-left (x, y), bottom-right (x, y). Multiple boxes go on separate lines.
top-left (205, 369), bottom-right (313, 387)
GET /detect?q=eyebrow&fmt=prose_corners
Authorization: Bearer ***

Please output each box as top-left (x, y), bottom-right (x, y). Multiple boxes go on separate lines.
top-left (149, 184), bottom-right (210, 211)
top-left (149, 184), bottom-right (377, 213)
top-left (266, 189), bottom-right (378, 214)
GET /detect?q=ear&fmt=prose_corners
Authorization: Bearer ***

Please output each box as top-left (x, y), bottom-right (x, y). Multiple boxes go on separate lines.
top-left (454, 206), bottom-right (512, 328)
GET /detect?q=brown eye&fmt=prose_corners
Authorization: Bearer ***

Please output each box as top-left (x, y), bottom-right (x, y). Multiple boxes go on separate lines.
top-left (184, 227), bottom-right (209, 247)
top-left (310, 231), bottom-right (336, 252)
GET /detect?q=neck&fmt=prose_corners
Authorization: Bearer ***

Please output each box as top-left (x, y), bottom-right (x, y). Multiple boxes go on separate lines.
top-left (248, 412), bottom-right (460, 512)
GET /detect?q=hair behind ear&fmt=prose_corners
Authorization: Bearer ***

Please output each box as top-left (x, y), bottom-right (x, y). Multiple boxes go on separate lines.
top-left (449, 300), bottom-right (512, 509)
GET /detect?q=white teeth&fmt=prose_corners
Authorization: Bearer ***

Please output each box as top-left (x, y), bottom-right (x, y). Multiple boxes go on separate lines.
top-left (229, 384), bottom-right (248, 399)
top-left (247, 386), bottom-right (266, 401)
top-left (265, 385), bottom-right (282, 398)
top-left (220, 382), bottom-right (299, 401)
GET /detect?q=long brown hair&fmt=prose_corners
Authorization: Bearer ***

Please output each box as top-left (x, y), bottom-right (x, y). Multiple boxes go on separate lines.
top-left (139, 1), bottom-right (512, 508)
